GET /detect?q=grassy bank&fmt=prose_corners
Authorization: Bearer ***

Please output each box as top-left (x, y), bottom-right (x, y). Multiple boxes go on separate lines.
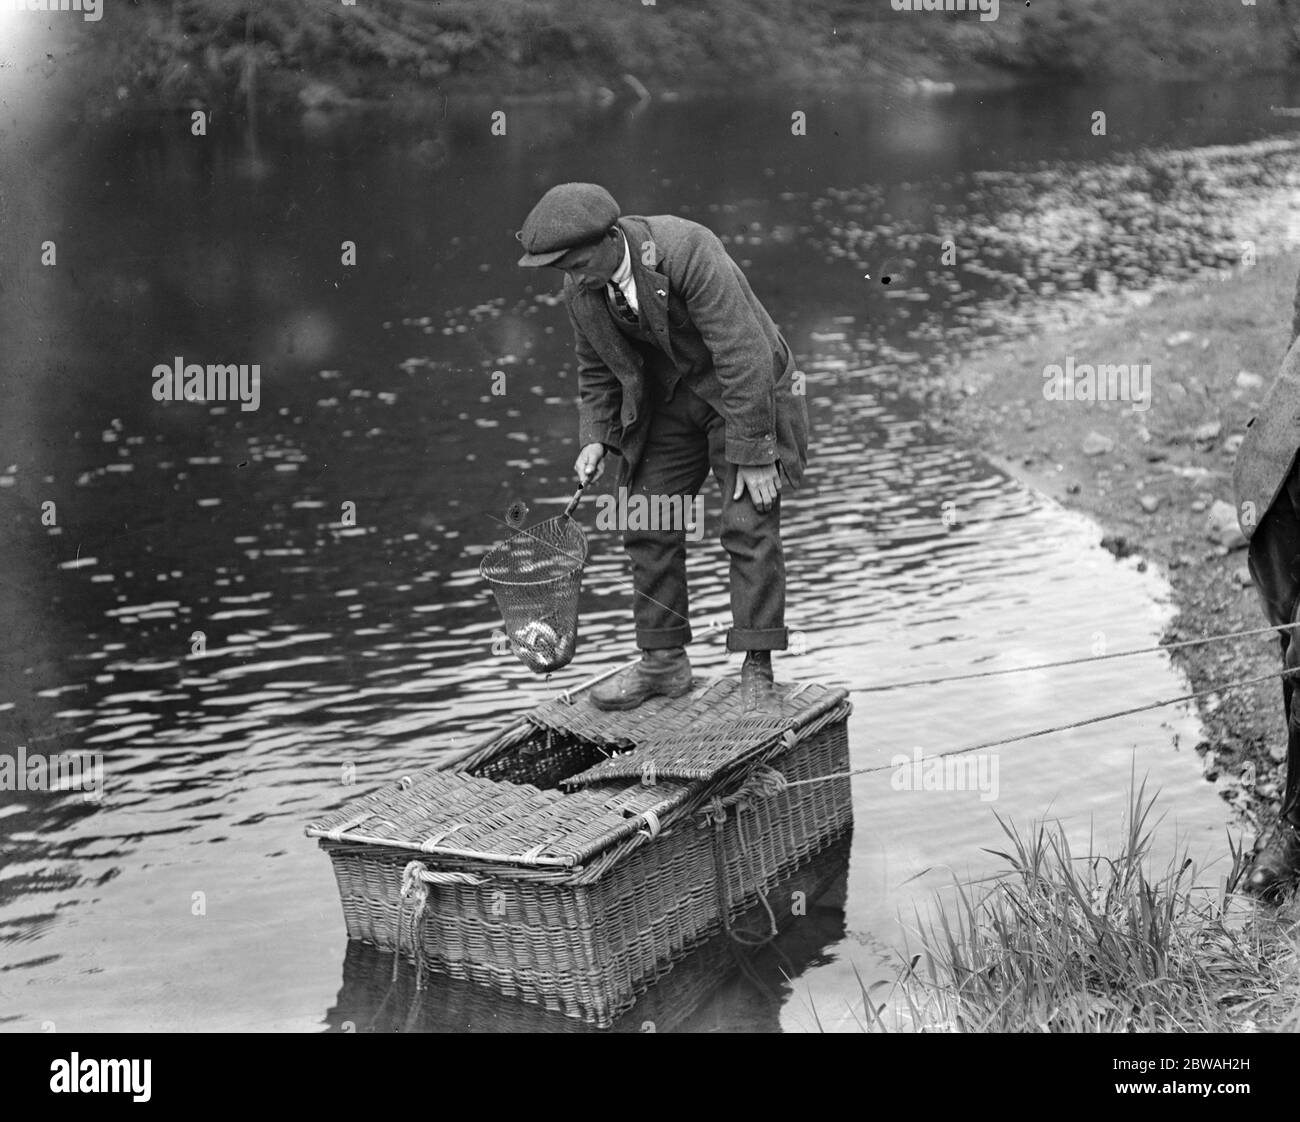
top-left (59, 0), bottom-right (1300, 115)
top-left (882, 783), bottom-right (1300, 1032)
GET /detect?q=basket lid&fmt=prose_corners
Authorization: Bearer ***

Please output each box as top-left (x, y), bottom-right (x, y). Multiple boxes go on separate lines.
top-left (554, 679), bottom-right (850, 786)
top-left (306, 767), bottom-right (691, 870)
top-left (305, 677), bottom-right (850, 877)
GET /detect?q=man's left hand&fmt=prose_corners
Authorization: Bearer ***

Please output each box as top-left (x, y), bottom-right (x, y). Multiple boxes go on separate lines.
top-left (733, 463), bottom-right (781, 513)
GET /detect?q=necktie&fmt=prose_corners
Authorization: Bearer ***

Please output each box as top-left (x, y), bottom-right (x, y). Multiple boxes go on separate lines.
top-left (610, 283), bottom-right (637, 324)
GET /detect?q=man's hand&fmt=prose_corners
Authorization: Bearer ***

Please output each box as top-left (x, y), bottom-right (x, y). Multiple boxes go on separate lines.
top-left (733, 462), bottom-right (781, 513)
top-left (575, 443), bottom-right (607, 485)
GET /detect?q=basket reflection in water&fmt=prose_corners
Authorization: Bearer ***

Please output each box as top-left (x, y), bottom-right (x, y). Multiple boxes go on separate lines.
top-left (306, 677), bottom-right (854, 1027)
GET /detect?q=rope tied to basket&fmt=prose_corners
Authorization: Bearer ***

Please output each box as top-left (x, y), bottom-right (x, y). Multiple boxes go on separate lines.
top-left (701, 795), bottom-right (728, 829)
top-left (392, 862), bottom-right (491, 985)
top-left (400, 861), bottom-right (431, 908)
top-left (396, 860), bottom-right (433, 989)
top-left (732, 765), bottom-right (790, 808)
top-left (733, 781), bottom-right (779, 947)
top-left (695, 766), bottom-right (789, 826)
top-left (702, 789), bottom-right (780, 949)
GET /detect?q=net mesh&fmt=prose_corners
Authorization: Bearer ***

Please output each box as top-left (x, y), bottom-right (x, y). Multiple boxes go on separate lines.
top-left (480, 514), bottom-right (588, 673)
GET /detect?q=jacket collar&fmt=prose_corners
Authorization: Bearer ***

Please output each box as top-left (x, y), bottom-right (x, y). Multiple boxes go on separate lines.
top-left (568, 217), bottom-right (674, 369)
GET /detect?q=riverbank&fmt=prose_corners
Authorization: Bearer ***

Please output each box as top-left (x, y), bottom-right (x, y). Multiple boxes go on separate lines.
top-left (937, 250), bottom-right (1300, 835)
top-left (45, 0), bottom-right (1300, 118)
top-left (905, 249), bottom-right (1300, 1030)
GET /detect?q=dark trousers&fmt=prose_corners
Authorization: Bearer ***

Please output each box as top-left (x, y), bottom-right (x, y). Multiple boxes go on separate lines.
top-left (625, 376), bottom-right (788, 653)
top-left (1247, 462), bottom-right (1300, 826)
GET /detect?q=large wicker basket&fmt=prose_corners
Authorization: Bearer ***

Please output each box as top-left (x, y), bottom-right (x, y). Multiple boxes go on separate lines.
top-left (306, 677), bottom-right (853, 1028)
top-left (324, 833), bottom-right (852, 1033)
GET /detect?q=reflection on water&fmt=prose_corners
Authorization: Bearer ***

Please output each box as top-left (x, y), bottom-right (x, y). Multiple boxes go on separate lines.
top-left (3, 74), bottom-right (1300, 1031)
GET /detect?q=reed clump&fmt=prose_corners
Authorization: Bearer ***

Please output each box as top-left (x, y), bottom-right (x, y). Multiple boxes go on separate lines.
top-left (849, 779), bottom-right (1300, 1033)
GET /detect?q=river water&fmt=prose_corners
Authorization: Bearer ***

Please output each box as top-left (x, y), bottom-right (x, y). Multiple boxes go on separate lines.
top-left (3, 70), bottom-right (1300, 1032)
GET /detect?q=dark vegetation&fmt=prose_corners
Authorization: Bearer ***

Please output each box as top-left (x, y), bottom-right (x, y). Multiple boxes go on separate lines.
top-left (74, 0), bottom-right (1300, 112)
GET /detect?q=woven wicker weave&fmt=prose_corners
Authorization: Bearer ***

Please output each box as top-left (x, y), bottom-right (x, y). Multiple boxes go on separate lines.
top-left (325, 833), bottom-right (851, 1033)
top-left (520, 675), bottom-right (841, 749)
top-left (310, 768), bottom-right (691, 870)
top-left (561, 679), bottom-right (847, 785)
top-left (307, 675), bottom-right (853, 1027)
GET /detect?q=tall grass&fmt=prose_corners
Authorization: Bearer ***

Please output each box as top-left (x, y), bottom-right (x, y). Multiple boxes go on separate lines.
top-left (840, 777), bottom-right (1300, 1033)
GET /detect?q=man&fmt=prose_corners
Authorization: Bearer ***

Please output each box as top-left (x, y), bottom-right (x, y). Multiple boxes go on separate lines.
top-left (515, 183), bottom-right (809, 711)
top-left (1233, 269), bottom-right (1300, 898)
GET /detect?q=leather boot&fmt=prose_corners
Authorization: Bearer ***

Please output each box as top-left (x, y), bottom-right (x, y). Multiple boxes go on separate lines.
top-left (590, 648), bottom-right (693, 711)
top-left (740, 650), bottom-right (778, 713)
top-left (1244, 817), bottom-right (1300, 901)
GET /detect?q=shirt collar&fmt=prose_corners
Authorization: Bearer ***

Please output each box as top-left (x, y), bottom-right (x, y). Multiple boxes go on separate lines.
top-left (610, 228), bottom-right (633, 290)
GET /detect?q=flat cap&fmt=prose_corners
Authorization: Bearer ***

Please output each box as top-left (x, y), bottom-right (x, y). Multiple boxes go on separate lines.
top-left (516, 183), bottom-right (620, 267)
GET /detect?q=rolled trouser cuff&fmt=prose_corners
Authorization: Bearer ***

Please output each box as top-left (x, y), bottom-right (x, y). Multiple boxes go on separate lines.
top-left (726, 626), bottom-right (788, 652)
top-left (637, 624), bottom-right (693, 650)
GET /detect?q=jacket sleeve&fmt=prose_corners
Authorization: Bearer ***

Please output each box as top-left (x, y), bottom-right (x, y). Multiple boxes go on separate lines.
top-left (673, 225), bottom-right (778, 466)
top-left (568, 301), bottom-right (623, 455)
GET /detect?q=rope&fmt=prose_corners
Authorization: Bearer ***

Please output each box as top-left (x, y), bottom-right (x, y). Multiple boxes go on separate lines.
top-left (704, 794), bottom-right (781, 948)
top-left (373, 862), bottom-right (442, 1029)
top-left (397, 861), bottom-right (432, 990)
top-left (736, 806), bottom-right (779, 946)
top-left (696, 796), bottom-right (784, 1003)
top-left (411, 869), bottom-right (488, 886)
top-left (777, 663), bottom-right (1300, 791)
top-left (707, 800), bottom-right (734, 932)
top-left (858, 620), bottom-right (1300, 693)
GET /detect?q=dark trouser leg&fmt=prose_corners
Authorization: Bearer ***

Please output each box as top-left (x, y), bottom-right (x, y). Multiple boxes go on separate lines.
top-left (1247, 465), bottom-right (1300, 828)
top-left (623, 381), bottom-right (711, 650)
top-left (1282, 606), bottom-right (1300, 828)
top-left (696, 386), bottom-right (789, 653)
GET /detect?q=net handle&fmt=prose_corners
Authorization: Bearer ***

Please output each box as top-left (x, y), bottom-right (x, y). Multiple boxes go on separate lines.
top-left (562, 481), bottom-right (587, 519)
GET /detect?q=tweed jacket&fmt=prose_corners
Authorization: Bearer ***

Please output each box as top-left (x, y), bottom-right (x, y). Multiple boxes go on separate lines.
top-left (565, 214), bottom-right (809, 490)
top-left (1234, 269), bottom-right (1300, 540)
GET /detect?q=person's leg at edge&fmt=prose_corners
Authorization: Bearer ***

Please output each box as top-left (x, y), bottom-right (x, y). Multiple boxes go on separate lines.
top-left (1245, 466), bottom-right (1300, 897)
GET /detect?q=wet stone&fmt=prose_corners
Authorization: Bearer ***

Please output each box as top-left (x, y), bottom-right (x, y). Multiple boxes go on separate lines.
top-left (1082, 431), bottom-right (1114, 456)
top-left (1205, 500), bottom-right (1246, 550)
